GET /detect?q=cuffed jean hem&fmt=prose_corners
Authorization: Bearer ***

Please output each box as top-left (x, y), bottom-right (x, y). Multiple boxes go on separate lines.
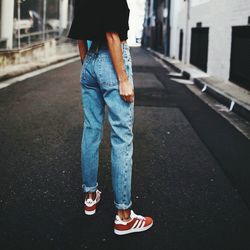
top-left (114, 200), bottom-right (132, 210)
top-left (82, 183), bottom-right (98, 193)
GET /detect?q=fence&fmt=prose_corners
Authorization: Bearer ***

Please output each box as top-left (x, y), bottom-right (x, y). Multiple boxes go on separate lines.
top-left (14, 29), bottom-right (60, 50)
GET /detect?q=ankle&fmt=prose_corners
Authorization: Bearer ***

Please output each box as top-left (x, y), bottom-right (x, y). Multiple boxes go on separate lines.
top-left (85, 192), bottom-right (96, 200)
top-left (117, 209), bottom-right (131, 221)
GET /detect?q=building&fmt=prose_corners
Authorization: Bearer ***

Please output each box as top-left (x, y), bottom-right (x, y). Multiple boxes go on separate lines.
top-left (143, 0), bottom-right (171, 54)
top-left (143, 0), bottom-right (250, 91)
top-left (0, 0), bottom-right (71, 50)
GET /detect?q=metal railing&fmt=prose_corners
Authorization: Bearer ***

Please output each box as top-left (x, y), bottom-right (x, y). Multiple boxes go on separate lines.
top-left (12, 29), bottom-right (61, 49)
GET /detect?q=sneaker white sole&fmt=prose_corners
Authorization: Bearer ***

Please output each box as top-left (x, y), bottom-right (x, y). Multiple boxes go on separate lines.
top-left (85, 209), bottom-right (96, 215)
top-left (114, 222), bottom-right (153, 235)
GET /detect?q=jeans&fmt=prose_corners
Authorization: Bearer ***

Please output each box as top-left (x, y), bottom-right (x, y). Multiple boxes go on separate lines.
top-left (80, 42), bottom-right (134, 210)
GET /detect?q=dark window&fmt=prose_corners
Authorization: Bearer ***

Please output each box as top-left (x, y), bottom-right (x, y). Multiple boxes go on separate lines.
top-left (230, 26), bottom-right (250, 90)
top-left (190, 27), bottom-right (209, 72)
top-left (179, 29), bottom-right (183, 60)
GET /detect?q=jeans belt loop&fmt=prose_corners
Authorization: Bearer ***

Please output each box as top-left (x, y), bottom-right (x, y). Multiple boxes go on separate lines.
top-left (95, 43), bottom-right (99, 53)
top-left (95, 41), bottom-right (102, 53)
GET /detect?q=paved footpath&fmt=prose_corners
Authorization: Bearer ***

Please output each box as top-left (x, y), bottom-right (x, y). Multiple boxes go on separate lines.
top-left (0, 48), bottom-right (250, 250)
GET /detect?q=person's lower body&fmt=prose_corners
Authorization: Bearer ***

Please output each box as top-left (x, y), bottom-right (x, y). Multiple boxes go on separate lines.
top-left (79, 42), bottom-right (153, 234)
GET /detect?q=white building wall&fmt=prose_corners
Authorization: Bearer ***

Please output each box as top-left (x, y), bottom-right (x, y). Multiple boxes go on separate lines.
top-left (170, 0), bottom-right (189, 61)
top-left (170, 0), bottom-right (250, 82)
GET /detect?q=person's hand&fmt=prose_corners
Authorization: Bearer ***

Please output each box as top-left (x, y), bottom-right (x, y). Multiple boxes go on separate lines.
top-left (119, 79), bottom-right (135, 103)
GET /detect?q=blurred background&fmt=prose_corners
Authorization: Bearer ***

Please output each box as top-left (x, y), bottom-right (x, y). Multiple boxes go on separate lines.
top-left (0, 0), bottom-right (146, 70)
top-left (0, 0), bottom-right (71, 50)
top-left (0, 0), bottom-right (146, 49)
top-left (1, 0), bottom-right (249, 93)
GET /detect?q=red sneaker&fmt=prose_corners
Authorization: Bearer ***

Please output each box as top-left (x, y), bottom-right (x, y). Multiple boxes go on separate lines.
top-left (84, 189), bottom-right (101, 215)
top-left (114, 210), bottom-right (153, 235)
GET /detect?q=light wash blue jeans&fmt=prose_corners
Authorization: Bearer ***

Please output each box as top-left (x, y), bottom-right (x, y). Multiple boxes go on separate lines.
top-left (80, 42), bottom-right (134, 210)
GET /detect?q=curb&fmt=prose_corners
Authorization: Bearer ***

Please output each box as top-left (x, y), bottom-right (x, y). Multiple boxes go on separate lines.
top-left (147, 48), bottom-right (250, 122)
top-left (147, 48), bottom-right (181, 73)
top-left (193, 78), bottom-right (250, 122)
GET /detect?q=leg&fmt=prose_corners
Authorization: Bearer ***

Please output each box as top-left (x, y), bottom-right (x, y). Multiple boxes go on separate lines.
top-left (104, 87), bottom-right (134, 210)
top-left (80, 80), bottom-right (105, 193)
top-left (94, 45), bottom-right (153, 235)
top-left (95, 46), bottom-right (134, 210)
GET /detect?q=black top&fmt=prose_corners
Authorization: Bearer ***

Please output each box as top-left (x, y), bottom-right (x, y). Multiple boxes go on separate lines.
top-left (68, 0), bottom-right (130, 41)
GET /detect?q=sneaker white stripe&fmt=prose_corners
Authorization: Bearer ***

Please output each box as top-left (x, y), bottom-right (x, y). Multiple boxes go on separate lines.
top-left (114, 221), bottom-right (154, 235)
top-left (141, 221), bottom-right (146, 228)
top-left (136, 220), bottom-right (143, 229)
top-left (132, 219), bottom-right (139, 229)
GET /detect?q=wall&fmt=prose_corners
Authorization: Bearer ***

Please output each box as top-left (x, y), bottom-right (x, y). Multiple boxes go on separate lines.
top-left (170, 0), bottom-right (250, 82)
top-left (0, 39), bottom-right (57, 67)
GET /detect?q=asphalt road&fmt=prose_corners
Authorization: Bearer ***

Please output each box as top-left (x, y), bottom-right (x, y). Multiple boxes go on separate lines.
top-left (0, 48), bottom-right (250, 250)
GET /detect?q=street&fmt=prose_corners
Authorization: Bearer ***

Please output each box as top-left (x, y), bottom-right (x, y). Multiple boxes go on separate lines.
top-left (0, 48), bottom-right (250, 250)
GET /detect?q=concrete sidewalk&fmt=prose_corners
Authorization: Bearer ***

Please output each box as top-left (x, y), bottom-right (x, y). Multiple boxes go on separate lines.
top-left (148, 48), bottom-right (250, 122)
top-left (0, 42), bottom-right (78, 82)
